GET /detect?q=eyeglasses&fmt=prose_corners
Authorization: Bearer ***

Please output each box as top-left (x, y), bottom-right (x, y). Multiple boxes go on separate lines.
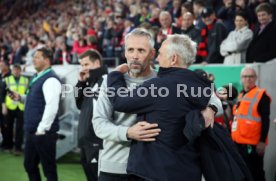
top-left (241, 75), bottom-right (256, 79)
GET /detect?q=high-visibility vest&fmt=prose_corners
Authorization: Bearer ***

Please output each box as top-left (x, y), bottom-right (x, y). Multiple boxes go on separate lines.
top-left (5, 75), bottom-right (29, 111)
top-left (231, 86), bottom-right (271, 145)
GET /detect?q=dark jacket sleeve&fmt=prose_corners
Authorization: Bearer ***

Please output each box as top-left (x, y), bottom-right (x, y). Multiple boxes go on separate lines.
top-left (257, 92), bottom-right (270, 142)
top-left (206, 22), bottom-right (228, 63)
top-left (0, 80), bottom-right (7, 104)
top-left (183, 110), bottom-right (205, 143)
top-left (75, 81), bottom-right (87, 110)
top-left (107, 71), bottom-right (156, 114)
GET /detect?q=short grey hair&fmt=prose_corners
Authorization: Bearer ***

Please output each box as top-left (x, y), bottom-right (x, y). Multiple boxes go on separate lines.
top-left (159, 11), bottom-right (172, 21)
top-left (241, 66), bottom-right (258, 77)
top-left (124, 28), bottom-right (155, 49)
top-left (166, 34), bottom-right (197, 66)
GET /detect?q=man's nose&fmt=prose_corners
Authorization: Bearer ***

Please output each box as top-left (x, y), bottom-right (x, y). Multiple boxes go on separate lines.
top-left (133, 51), bottom-right (139, 59)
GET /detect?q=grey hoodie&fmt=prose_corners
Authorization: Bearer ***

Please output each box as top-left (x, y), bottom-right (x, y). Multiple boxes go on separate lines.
top-left (92, 70), bottom-right (156, 174)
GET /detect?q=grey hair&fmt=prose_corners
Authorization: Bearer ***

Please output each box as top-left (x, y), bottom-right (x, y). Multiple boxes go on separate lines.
top-left (241, 66), bottom-right (258, 77)
top-left (159, 11), bottom-right (172, 21)
top-left (166, 34), bottom-right (197, 66)
top-left (124, 28), bottom-right (155, 49)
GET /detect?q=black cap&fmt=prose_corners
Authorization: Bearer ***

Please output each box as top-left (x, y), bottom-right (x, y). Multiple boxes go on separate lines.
top-left (201, 7), bottom-right (214, 18)
top-left (13, 64), bottom-right (22, 70)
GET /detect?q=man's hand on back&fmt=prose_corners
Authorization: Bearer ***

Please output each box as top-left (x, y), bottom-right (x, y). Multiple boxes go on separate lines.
top-left (127, 121), bottom-right (161, 142)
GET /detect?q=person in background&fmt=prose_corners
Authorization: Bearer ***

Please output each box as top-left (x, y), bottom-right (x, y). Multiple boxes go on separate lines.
top-left (217, 0), bottom-right (237, 32)
top-left (197, 7), bottom-right (228, 64)
top-left (231, 66), bottom-right (271, 181)
top-left (10, 47), bottom-right (61, 181)
top-left (156, 11), bottom-right (181, 50)
top-left (75, 50), bottom-right (107, 181)
top-left (1, 64), bottom-right (28, 155)
top-left (220, 11), bottom-right (253, 64)
top-left (193, 0), bottom-right (206, 29)
top-left (181, 12), bottom-right (201, 45)
top-left (0, 60), bottom-right (11, 151)
top-left (246, 2), bottom-right (276, 63)
top-left (216, 84), bottom-right (238, 129)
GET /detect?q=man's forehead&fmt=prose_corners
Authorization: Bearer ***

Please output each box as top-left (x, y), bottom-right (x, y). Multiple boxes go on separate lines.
top-left (242, 69), bottom-right (255, 75)
top-left (125, 37), bottom-right (150, 48)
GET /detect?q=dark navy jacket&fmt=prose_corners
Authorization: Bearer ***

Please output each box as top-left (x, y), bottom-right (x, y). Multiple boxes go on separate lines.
top-left (185, 110), bottom-right (253, 181)
top-left (108, 67), bottom-right (212, 181)
top-left (24, 70), bottom-right (60, 134)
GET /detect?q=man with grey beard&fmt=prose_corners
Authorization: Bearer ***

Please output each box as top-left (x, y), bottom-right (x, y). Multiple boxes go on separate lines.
top-left (93, 28), bottom-right (160, 181)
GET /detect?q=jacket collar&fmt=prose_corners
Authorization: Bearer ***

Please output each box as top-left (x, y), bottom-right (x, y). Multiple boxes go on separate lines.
top-left (87, 65), bottom-right (108, 83)
top-left (157, 67), bottom-right (189, 76)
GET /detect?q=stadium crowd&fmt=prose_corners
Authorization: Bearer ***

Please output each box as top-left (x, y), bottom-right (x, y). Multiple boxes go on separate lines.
top-left (1, 0), bottom-right (276, 66)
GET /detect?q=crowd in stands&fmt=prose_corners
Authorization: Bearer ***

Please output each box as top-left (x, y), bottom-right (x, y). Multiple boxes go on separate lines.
top-left (1, 0), bottom-right (276, 66)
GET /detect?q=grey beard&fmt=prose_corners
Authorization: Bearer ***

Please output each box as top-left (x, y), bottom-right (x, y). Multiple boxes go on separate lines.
top-left (129, 68), bottom-right (142, 77)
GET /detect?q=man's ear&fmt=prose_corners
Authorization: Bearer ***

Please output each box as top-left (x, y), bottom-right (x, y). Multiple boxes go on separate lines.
top-left (94, 59), bottom-right (101, 67)
top-left (151, 48), bottom-right (156, 58)
top-left (170, 54), bottom-right (178, 66)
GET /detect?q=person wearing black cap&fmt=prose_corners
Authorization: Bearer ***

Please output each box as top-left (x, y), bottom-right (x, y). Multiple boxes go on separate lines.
top-left (197, 7), bottom-right (228, 64)
top-left (220, 11), bottom-right (253, 64)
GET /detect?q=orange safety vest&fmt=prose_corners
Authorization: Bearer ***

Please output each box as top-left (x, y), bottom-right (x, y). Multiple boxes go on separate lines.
top-left (231, 86), bottom-right (270, 145)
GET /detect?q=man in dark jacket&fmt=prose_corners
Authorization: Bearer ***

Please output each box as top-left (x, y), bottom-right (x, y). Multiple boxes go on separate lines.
top-left (75, 49), bottom-right (107, 181)
top-left (181, 12), bottom-right (201, 45)
top-left (107, 34), bottom-right (216, 181)
top-left (197, 7), bottom-right (228, 64)
top-left (246, 3), bottom-right (276, 63)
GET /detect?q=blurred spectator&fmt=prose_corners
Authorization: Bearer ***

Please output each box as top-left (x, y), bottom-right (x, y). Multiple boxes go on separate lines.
top-left (24, 34), bottom-right (45, 65)
top-left (158, 0), bottom-right (171, 11)
top-left (53, 36), bottom-right (72, 65)
top-left (236, 0), bottom-right (256, 26)
top-left (181, 12), bottom-right (201, 45)
top-left (149, 7), bottom-right (161, 27)
top-left (197, 7), bottom-right (228, 64)
top-left (127, 4), bottom-right (140, 26)
top-left (12, 40), bottom-right (28, 65)
top-left (176, 1), bottom-right (193, 27)
top-left (120, 19), bottom-right (135, 47)
top-left (220, 11), bottom-right (253, 64)
top-left (170, 0), bottom-right (182, 24)
top-left (217, 0), bottom-right (237, 32)
top-left (102, 17), bottom-right (117, 58)
top-left (136, 3), bottom-right (151, 26)
top-left (246, 2), bottom-right (276, 63)
top-left (193, 0), bottom-right (207, 29)
top-left (216, 84), bottom-right (238, 129)
top-left (0, 60), bottom-right (11, 151)
top-left (156, 11), bottom-right (181, 49)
